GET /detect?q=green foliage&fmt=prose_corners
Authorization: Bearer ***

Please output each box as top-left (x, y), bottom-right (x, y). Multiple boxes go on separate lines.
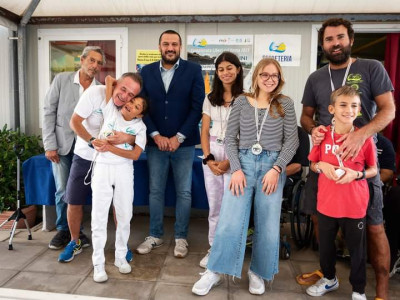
top-left (0, 125), bottom-right (43, 212)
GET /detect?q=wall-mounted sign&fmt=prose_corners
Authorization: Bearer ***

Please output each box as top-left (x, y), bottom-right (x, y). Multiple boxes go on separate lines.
top-left (136, 50), bottom-right (161, 72)
top-left (187, 35), bottom-right (254, 93)
top-left (254, 35), bottom-right (301, 67)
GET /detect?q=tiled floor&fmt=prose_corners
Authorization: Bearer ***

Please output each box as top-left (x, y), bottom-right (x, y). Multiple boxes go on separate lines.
top-left (0, 214), bottom-right (399, 300)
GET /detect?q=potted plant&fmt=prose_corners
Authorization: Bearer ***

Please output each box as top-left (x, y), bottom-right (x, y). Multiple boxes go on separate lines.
top-left (0, 125), bottom-right (43, 229)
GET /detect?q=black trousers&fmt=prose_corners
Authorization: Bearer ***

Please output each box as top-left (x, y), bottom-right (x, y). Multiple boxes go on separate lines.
top-left (318, 212), bottom-right (366, 294)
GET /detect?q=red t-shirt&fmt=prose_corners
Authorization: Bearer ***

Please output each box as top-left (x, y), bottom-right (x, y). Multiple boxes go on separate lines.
top-left (308, 125), bottom-right (376, 219)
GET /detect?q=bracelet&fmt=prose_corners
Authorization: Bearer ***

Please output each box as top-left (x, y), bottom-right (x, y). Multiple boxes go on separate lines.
top-left (315, 162), bottom-right (322, 174)
top-left (202, 153), bottom-right (215, 165)
top-left (271, 167), bottom-right (280, 174)
top-left (88, 137), bottom-right (96, 149)
top-left (272, 166), bottom-right (281, 173)
top-left (356, 169), bottom-right (366, 181)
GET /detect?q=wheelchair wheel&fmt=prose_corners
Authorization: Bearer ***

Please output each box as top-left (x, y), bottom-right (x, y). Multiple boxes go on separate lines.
top-left (280, 235), bottom-right (291, 260)
top-left (290, 180), bottom-right (313, 249)
top-left (280, 244), bottom-right (291, 260)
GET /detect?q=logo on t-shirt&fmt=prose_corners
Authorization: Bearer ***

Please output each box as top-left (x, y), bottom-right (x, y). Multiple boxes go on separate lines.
top-left (126, 127), bottom-right (137, 135)
top-left (324, 144), bottom-right (339, 155)
top-left (346, 73), bottom-right (364, 120)
top-left (346, 73), bottom-right (363, 94)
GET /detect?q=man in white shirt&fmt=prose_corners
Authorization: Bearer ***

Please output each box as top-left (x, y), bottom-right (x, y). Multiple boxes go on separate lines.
top-left (57, 73), bottom-right (142, 264)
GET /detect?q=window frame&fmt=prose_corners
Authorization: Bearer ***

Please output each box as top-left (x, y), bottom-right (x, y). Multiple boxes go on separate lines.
top-left (37, 27), bottom-right (128, 126)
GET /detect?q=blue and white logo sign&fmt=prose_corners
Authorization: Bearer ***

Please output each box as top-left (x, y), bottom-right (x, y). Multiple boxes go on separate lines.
top-left (255, 35), bottom-right (301, 66)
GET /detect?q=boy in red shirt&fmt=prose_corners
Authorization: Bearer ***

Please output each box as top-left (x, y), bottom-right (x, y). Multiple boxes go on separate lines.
top-left (307, 86), bottom-right (377, 300)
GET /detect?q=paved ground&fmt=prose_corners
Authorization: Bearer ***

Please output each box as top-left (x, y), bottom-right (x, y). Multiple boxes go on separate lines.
top-left (0, 214), bottom-right (399, 300)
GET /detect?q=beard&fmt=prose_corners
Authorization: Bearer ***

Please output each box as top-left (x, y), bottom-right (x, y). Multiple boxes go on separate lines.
top-left (323, 43), bottom-right (352, 66)
top-left (81, 66), bottom-right (97, 79)
top-left (161, 50), bottom-right (180, 65)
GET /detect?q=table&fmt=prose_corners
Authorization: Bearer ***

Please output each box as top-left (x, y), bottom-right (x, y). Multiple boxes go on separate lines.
top-left (22, 149), bottom-right (209, 209)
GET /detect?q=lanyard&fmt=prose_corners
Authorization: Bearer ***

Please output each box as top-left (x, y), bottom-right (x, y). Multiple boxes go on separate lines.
top-left (328, 58), bottom-right (352, 92)
top-left (218, 101), bottom-right (232, 138)
top-left (330, 125), bottom-right (354, 168)
top-left (254, 98), bottom-right (271, 143)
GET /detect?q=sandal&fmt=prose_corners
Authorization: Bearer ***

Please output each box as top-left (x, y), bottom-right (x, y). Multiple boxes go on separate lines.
top-left (296, 269), bottom-right (323, 285)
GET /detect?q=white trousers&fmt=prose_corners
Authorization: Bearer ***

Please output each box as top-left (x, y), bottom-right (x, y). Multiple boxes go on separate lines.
top-left (91, 162), bottom-right (133, 266)
top-left (202, 137), bottom-right (231, 246)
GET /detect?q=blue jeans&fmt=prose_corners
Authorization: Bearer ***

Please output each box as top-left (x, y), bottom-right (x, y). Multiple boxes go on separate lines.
top-left (207, 149), bottom-right (286, 280)
top-left (51, 151), bottom-right (73, 231)
top-left (147, 146), bottom-right (195, 239)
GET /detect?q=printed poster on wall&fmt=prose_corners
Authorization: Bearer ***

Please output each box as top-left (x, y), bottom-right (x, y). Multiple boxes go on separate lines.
top-left (254, 35), bottom-right (301, 67)
top-left (187, 35), bottom-right (254, 93)
top-left (136, 50), bottom-right (161, 72)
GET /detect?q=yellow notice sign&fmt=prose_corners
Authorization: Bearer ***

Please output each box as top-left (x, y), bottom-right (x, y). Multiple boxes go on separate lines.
top-left (136, 50), bottom-right (161, 64)
top-left (136, 50), bottom-right (161, 71)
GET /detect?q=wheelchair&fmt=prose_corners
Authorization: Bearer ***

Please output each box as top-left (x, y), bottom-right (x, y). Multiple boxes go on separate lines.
top-left (246, 174), bottom-right (314, 260)
top-left (281, 175), bottom-right (313, 251)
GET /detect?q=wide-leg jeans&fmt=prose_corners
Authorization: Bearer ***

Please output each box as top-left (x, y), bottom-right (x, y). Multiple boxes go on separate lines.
top-left (207, 149), bottom-right (285, 280)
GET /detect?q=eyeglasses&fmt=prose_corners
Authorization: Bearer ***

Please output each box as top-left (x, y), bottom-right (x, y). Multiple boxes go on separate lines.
top-left (259, 73), bottom-right (280, 82)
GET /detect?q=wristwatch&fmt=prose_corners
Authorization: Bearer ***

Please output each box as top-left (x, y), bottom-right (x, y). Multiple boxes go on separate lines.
top-left (176, 134), bottom-right (185, 144)
top-left (202, 153), bottom-right (215, 165)
top-left (315, 162), bottom-right (322, 174)
top-left (356, 169), bottom-right (366, 181)
top-left (88, 137), bottom-right (96, 149)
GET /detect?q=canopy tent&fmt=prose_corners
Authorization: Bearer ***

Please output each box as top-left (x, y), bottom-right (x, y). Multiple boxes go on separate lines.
top-left (0, 0), bottom-right (399, 159)
top-left (1, 0), bottom-right (400, 20)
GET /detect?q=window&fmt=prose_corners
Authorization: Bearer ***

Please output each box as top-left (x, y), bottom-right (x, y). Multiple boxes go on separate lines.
top-left (37, 27), bottom-right (128, 125)
top-left (49, 40), bottom-right (116, 83)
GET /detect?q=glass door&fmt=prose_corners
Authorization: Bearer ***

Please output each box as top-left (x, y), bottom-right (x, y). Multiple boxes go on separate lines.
top-left (38, 27), bottom-right (128, 125)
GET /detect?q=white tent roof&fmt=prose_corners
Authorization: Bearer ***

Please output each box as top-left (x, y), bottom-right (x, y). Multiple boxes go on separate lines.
top-left (1, 0), bottom-right (400, 17)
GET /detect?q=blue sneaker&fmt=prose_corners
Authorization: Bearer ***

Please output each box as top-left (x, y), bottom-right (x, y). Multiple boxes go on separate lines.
top-left (306, 276), bottom-right (339, 296)
top-left (58, 240), bottom-right (82, 263)
top-left (126, 246), bottom-right (133, 262)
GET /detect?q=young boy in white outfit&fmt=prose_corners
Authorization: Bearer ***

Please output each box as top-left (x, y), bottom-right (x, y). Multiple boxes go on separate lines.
top-left (91, 94), bottom-right (147, 283)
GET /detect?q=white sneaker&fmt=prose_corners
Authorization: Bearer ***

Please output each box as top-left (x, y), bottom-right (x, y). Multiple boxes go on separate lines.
top-left (114, 258), bottom-right (131, 274)
top-left (136, 236), bottom-right (164, 254)
top-left (192, 270), bottom-right (222, 296)
top-left (248, 270), bottom-right (265, 295)
top-left (352, 292), bottom-right (367, 300)
top-left (199, 249), bottom-right (210, 268)
top-left (306, 276), bottom-right (339, 296)
top-left (174, 238), bottom-right (188, 258)
top-left (93, 264), bottom-right (108, 283)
